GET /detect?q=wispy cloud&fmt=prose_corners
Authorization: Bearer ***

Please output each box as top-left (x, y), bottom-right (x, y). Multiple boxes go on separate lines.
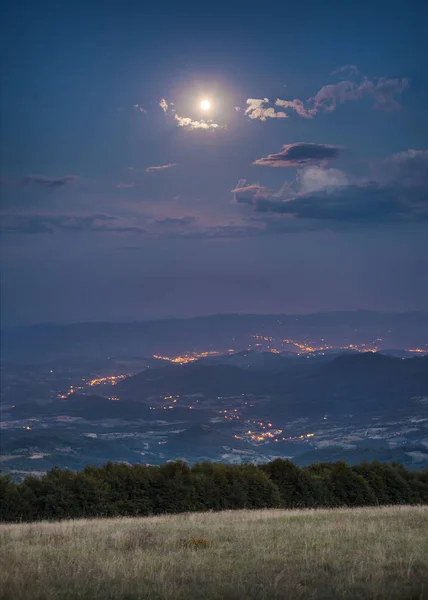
top-left (22, 174), bottom-right (79, 188)
top-left (231, 180), bottom-right (272, 204)
top-left (133, 103), bottom-right (147, 113)
top-left (382, 149), bottom-right (428, 185)
top-left (331, 64), bottom-right (360, 77)
top-left (145, 163), bottom-right (179, 173)
top-left (0, 213), bottom-right (147, 235)
top-left (115, 182), bottom-right (143, 189)
top-left (167, 224), bottom-right (262, 239)
top-left (155, 216), bottom-right (196, 227)
top-left (253, 143), bottom-right (342, 167)
top-left (159, 98), bottom-right (169, 112)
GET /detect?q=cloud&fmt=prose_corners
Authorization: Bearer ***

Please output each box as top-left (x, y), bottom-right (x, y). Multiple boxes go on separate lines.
top-left (245, 98), bottom-right (288, 121)
top-left (383, 149), bottom-right (428, 185)
top-left (145, 163), bottom-right (179, 173)
top-left (231, 180), bottom-right (272, 204)
top-left (133, 104), bottom-right (147, 113)
top-left (167, 224), bottom-right (262, 239)
top-left (22, 174), bottom-right (79, 188)
top-left (234, 154), bottom-right (428, 231)
top-left (155, 216), bottom-right (196, 227)
top-left (253, 143), bottom-right (342, 167)
top-left (274, 98), bottom-right (317, 119)
top-left (310, 77), bottom-right (408, 112)
top-left (371, 78), bottom-right (409, 110)
top-left (331, 65), bottom-right (360, 77)
top-left (233, 167), bottom-right (347, 207)
top-left (1, 213), bottom-right (147, 235)
top-left (253, 183), bottom-right (428, 226)
top-left (160, 98), bottom-right (169, 112)
top-left (250, 73), bottom-right (408, 121)
top-left (174, 114), bottom-right (224, 130)
top-left (115, 182), bottom-right (142, 189)
top-left (296, 166), bottom-right (349, 193)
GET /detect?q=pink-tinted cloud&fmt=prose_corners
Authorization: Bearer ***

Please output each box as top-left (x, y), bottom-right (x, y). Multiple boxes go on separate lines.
top-left (231, 180), bottom-right (272, 204)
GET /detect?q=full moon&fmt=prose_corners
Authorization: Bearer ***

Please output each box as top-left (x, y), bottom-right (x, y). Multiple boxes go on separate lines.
top-left (200, 99), bottom-right (211, 111)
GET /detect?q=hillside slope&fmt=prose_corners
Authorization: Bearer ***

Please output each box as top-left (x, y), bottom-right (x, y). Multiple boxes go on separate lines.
top-left (1, 506), bottom-right (427, 600)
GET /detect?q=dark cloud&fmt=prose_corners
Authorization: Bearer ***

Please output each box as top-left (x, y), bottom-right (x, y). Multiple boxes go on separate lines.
top-left (253, 183), bottom-right (428, 226)
top-left (235, 149), bottom-right (428, 231)
top-left (0, 214), bottom-right (146, 235)
top-left (253, 143), bottom-right (342, 167)
top-left (22, 175), bottom-right (79, 188)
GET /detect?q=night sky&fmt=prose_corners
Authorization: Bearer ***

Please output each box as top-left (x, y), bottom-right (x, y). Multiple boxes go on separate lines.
top-left (1, 0), bottom-right (427, 325)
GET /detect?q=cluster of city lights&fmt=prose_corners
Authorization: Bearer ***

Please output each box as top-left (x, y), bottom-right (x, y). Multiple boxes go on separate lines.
top-left (219, 408), bottom-right (241, 421)
top-left (57, 374), bottom-right (129, 400)
top-left (88, 375), bottom-right (128, 386)
top-left (250, 334), bottom-right (389, 354)
top-left (57, 384), bottom-right (84, 399)
top-left (153, 351), bottom-right (223, 364)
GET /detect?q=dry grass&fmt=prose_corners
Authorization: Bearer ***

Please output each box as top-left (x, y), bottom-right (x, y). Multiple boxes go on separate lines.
top-left (1, 506), bottom-right (428, 599)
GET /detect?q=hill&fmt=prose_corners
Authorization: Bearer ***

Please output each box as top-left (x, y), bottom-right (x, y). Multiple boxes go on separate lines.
top-left (1, 506), bottom-right (427, 599)
top-left (116, 353), bottom-right (428, 416)
top-left (164, 423), bottom-right (264, 457)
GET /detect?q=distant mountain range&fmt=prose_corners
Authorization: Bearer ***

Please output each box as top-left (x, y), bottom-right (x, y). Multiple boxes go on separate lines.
top-left (2, 311), bottom-right (427, 361)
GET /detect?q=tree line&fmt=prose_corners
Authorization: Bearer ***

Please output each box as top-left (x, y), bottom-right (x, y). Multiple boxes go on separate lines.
top-left (1, 459), bottom-right (427, 522)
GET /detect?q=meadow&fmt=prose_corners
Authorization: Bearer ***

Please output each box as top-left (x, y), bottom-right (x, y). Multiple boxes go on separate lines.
top-left (1, 505), bottom-right (428, 599)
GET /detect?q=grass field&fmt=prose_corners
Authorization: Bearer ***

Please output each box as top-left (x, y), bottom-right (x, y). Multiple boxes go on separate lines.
top-left (1, 506), bottom-right (428, 599)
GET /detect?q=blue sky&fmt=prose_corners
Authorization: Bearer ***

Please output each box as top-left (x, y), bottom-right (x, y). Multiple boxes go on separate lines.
top-left (1, 0), bottom-right (427, 324)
